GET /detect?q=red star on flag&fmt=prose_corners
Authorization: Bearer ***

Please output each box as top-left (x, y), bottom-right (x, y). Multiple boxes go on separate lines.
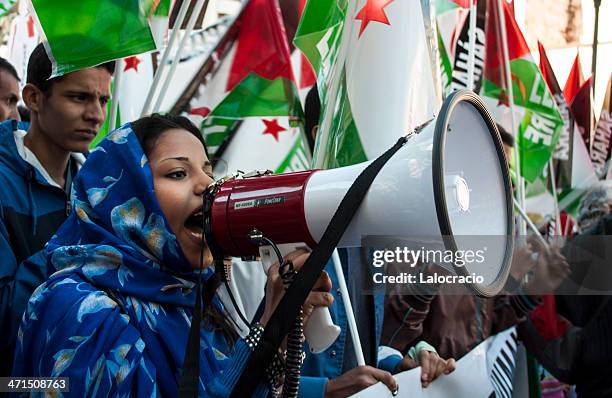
top-left (355, 0), bottom-right (393, 38)
top-left (262, 119), bottom-right (286, 142)
top-left (190, 107), bottom-right (211, 117)
top-left (497, 90), bottom-right (510, 107)
top-left (124, 56), bottom-right (142, 72)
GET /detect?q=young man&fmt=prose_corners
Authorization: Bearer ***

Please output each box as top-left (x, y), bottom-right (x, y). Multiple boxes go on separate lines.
top-left (0, 43), bottom-right (114, 376)
top-left (0, 57), bottom-right (21, 122)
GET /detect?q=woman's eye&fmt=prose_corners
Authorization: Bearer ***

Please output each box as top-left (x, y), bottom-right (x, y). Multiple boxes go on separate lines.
top-left (167, 170), bottom-right (187, 179)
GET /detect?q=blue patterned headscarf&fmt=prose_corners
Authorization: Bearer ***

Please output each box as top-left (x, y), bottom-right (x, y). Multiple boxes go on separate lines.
top-left (13, 124), bottom-right (233, 397)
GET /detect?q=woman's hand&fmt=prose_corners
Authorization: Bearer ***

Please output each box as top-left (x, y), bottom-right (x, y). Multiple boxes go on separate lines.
top-left (259, 249), bottom-right (333, 326)
top-left (395, 350), bottom-right (456, 388)
top-left (325, 366), bottom-right (398, 398)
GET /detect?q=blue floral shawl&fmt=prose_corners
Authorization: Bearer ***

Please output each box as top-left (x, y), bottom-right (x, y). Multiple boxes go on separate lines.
top-left (12, 125), bottom-right (241, 397)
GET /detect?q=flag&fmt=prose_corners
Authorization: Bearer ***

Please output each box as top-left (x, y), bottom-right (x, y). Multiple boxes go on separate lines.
top-left (436, 0), bottom-right (470, 95)
top-left (532, 42), bottom-right (597, 217)
top-left (295, 0), bottom-right (437, 169)
top-left (570, 77), bottom-right (595, 150)
top-left (444, 0), bottom-right (487, 94)
top-left (562, 53), bottom-right (595, 149)
top-left (215, 118), bottom-right (311, 174)
top-left (480, 0), bottom-right (563, 183)
top-left (145, 0), bottom-right (172, 49)
top-left (291, 49), bottom-right (317, 105)
top-left (591, 75), bottom-right (612, 179)
top-left (0, 0), bottom-right (15, 16)
top-left (29, 0), bottom-right (158, 77)
top-left (178, 0), bottom-right (310, 174)
top-left (291, 0), bottom-right (317, 105)
top-left (119, 55), bottom-right (155, 124)
top-left (563, 53), bottom-right (584, 105)
top-left (538, 41), bottom-right (577, 191)
top-left (7, 1), bottom-right (39, 85)
top-left (90, 55), bottom-right (154, 148)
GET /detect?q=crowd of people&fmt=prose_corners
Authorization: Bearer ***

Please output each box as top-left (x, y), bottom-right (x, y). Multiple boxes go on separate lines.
top-left (0, 43), bottom-right (610, 398)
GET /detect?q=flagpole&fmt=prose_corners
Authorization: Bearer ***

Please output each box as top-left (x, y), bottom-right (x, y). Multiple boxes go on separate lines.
top-left (331, 250), bottom-right (366, 367)
top-left (466, 0), bottom-right (477, 91)
top-left (141, 0), bottom-right (191, 116)
top-left (313, 0), bottom-right (366, 367)
top-left (513, 198), bottom-right (549, 249)
top-left (497, 0), bottom-right (527, 235)
top-left (424, 0), bottom-right (443, 105)
top-left (591, 0), bottom-right (601, 90)
top-left (153, 0), bottom-right (210, 113)
top-left (109, 59), bottom-right (124, 132)
top-left (548, 161), bottom-right (562, 235)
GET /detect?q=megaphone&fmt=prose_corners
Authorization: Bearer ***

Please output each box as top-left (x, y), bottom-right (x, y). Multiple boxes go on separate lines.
top-left (206, 90), bottom-right (514, 351)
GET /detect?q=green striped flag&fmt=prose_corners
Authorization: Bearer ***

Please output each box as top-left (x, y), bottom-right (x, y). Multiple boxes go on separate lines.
top-left (30, 0), bottom-right (158, 77)
top-left (481, 0), bottom-right (563, 183)
top-left (295, 0), bottom-right (437, 169)
top-left (182, 0), bottom-right (310, 173)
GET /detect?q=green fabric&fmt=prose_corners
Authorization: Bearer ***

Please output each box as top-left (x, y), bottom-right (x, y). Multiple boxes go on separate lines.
top-left (313, 68), bottom-right (367, 169)
top-left (275, 135), bottom-right (311, 173)
top-left (482, 58), bottom-right (563, 182)
top-left (153, 0), bottom-right (171, 16)
top-left (210, 73), bottom-right (301, 119)
top-left (436, 0), bottom-right (461, 15)
top-left (31, 0), bottom-right (156, 77)
top-left (294, 0), bottom-right (346, 78)
top-left (90, 101), bottom-right (120, 149)
top-left (437, 25), bottom-right (453, 95)
top-left (0, 0), bottom-right (15, 16)
top-left (200, 117), bottom-right (240, 152)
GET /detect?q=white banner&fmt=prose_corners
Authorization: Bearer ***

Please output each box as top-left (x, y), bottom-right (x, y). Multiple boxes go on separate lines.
top-left (352, 328), bottom-right (519, 398)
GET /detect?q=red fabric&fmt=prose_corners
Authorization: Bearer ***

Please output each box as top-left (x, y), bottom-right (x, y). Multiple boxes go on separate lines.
top-left (538, 41), bottom-right (562, 95)
top-left (451, 0), bottom-right (472, 9)
top-left (563, 54), bottom-right (585, 105)
top-left (226, 0), bottom-right (295, 92)
top-left (298, 0), bottom-right (316, 89)
top-left (530, 295), bottom-right (571, 340)
top-left (299, 55), bottom-right (316, 89)
top-left (483, 0), bottom-right (531, 91)
top-left (531, 212), bottom-right (574, 341)
top-left (570, 77), bottom-right (594, 148)
top-left (355, 0), bottom-right (393, 38)
top-left (506, 0), bottom-right (515, 16)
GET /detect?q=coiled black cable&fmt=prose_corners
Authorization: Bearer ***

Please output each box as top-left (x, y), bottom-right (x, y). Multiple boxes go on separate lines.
top-left (282, 308), bottom-right (304, 398)
top-left (279, 260), bottom-right (304, 398)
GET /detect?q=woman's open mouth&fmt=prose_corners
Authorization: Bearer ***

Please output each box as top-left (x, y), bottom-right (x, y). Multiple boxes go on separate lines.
top-left (184, 208), bottom-right (204, 243)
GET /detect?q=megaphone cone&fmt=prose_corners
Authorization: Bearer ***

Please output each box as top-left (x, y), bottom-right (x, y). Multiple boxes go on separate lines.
top-left (209, 90), bottom-right (514, 297)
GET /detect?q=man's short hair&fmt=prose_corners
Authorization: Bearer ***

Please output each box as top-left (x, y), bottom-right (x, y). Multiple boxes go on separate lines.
top-left (496, 123), bottom-right (515, 147)
top-left (0, 57), bottom-right (20, 82)
top-left (577, 181), bottom-right (612, 231)
top-left (26, 43), bottom-right (115, 94)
